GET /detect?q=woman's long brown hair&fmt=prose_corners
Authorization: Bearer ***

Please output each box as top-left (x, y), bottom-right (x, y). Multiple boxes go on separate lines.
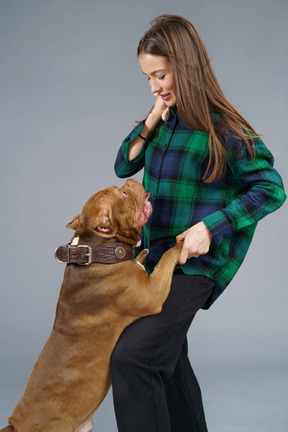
top-left (137, 14), bottom-right (259, 183)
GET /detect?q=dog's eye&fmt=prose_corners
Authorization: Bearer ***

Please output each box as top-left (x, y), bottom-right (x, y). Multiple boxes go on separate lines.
top-left (122, 190), bottom-right (128, 197)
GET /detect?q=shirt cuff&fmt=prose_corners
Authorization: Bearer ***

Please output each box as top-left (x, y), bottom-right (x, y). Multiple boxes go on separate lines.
top-left (122, 122), bottom-right (149, 164)
top-left (202, 210), bottom-right (233, 245)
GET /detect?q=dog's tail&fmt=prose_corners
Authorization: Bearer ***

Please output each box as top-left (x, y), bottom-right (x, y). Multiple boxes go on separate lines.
top-left (0, 426), bottom-right (14, 432)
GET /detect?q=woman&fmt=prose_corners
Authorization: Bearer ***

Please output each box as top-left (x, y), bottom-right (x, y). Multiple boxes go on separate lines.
top-left (112, 14), bottom-right (286, 432)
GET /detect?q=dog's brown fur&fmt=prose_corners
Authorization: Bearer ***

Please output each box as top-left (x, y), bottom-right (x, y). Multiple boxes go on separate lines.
top-left (1, 179), bottom-right (182, 432)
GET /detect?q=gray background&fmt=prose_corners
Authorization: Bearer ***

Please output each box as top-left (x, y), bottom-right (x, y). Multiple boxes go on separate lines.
top-left (0, 0), bottom-right (287, 431)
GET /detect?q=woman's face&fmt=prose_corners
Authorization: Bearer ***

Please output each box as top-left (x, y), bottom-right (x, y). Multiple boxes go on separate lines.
top-left (139, 53), bottom-right (177, 106)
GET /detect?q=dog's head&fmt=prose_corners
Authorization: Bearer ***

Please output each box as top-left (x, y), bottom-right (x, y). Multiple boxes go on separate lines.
top-left (66, 178), bottom-right (152, 246)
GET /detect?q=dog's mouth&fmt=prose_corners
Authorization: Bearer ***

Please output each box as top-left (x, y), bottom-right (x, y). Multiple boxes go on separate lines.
top-left (138, 193), bottom-right (152, 227)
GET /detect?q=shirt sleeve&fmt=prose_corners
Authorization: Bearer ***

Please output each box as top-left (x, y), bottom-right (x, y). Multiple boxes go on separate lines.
top-left (202, 137), bottom-right (287, 245)
top-left (114, 122), bottom-right (151, 178)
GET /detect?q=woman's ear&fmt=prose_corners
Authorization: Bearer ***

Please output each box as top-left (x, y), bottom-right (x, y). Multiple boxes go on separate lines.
top-left (66, 214), bottom-right (80, 230)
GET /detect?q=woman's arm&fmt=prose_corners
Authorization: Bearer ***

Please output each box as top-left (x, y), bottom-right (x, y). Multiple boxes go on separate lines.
top-left (128, 96), bottom-right (168, 160)
top-left (176, 137), bottom-right (286, 264)
top-left (115, 96), bottom-right (167, 178)
top-left (202, 138), bottom-right (286, 244)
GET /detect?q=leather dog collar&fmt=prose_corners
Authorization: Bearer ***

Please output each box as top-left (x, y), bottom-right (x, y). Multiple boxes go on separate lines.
top-left (54, 242), bottom-right (134, 266)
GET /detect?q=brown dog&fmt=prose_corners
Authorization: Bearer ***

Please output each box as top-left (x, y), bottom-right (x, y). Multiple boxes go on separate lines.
top-left (1, 178), bottom-right (182, 432)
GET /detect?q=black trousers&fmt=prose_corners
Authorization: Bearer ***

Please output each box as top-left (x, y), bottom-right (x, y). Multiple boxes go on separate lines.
top-left (110, 272), bottom-right (215, 432)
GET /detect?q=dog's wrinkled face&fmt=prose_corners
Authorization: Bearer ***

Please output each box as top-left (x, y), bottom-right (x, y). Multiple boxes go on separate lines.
top-left (66, 179), bottom-right (152, 245)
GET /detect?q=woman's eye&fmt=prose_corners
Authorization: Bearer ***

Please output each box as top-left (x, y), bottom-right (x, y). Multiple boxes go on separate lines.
top-left (158, 75), bottom-right (166, 80)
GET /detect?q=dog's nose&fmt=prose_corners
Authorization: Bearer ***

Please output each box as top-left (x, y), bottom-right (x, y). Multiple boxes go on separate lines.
top-left (126, 178), bottom-right (138, 187)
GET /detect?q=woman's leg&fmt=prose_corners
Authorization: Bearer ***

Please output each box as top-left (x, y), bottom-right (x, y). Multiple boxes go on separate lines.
top-left (110, 274), bottom-right (214, 432)
top-left (166, 337), bottom-right (208, 432)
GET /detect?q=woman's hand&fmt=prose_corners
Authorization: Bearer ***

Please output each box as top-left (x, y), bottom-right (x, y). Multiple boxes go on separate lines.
top-left (128, 95), bottom-right (169, 161)
top-left (145, 95), bottom-right (168, 130)
top-left (176, 222), bottom-right (212, 265)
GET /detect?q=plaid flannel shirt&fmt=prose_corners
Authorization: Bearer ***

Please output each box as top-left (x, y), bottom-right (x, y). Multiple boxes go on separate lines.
top-left (114, 108), bottom-right (286, 308)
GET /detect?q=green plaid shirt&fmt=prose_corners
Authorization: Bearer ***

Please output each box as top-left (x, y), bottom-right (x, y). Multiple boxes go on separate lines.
top-left (115, 108), bottom-right (286, 308)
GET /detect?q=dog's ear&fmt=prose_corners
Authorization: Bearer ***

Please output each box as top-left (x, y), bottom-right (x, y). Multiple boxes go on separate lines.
top-left (66, 214), bottom-right (80, 230)
top-left (92, 215), bottom-right (117, 239)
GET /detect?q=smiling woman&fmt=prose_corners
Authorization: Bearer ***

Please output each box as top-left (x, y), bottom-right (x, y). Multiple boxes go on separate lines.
top-left (139, 54), bottom-right (177, 106)
top-left (113, 13), bottom-right (286, 432)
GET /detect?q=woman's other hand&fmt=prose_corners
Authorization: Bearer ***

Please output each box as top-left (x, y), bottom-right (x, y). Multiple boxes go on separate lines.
top-left (128, 96), bottom-right (170, 161)
top-left (145, 95), bottom-right (168, 130)
top-left (176, 222), bottom-right (212, 265)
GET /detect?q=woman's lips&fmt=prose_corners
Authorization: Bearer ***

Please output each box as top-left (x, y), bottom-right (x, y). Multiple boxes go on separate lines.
top-left (160, 93), bottom-right (171, 101)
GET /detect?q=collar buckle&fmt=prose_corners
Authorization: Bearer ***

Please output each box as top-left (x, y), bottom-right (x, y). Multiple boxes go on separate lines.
top-left (76, 245), bottom-right (92, 265)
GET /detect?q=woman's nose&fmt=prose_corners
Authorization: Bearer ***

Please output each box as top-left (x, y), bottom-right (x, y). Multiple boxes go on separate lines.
top-left (150, 79), bottom-right (161, 94)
